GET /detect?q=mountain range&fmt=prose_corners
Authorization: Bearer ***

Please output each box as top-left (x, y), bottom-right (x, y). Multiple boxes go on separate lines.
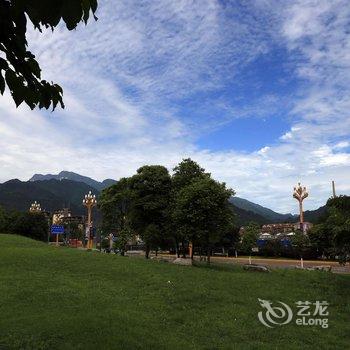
top-left (229, 197), bottom-right (295, 222)
top-left (0, 171), bottom-right (326, 226)
top-left (29, 171), bottom-right (116, 191)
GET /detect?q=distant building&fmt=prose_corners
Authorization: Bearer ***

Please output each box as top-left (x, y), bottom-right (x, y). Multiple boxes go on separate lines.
top-left (261, 222), bottom-right (313, 236)
top-left (240, 221), bottom-right (313, 240)
top-left (261, 223), bottom-right (295, 235)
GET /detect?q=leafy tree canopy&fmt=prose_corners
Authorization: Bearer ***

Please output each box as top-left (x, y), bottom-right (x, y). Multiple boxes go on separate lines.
top-left (99, 178), bottom-right (133, 233)
top-left (291, 230), bottom-right (310, 258)
top-left (239, 222), bottom-right (259, 255)
top-left (172, 158), bottom-right (210, 190)
top-left (309, 195), bottom-right (350, 264)
top-left (0, 0), bottom-right (97, 109)
top-left (0, 207), bottom-right (49, 241)
top-left (172, 176), bottom-right (234, 261)
top-left (129, 165), bottom-right (172, 257)
top-left (99, 160), bottom-right (236, 261)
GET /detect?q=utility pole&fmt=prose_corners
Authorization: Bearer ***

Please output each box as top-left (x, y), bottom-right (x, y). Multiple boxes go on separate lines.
top-left (293, 183), bottom-right (308, 232)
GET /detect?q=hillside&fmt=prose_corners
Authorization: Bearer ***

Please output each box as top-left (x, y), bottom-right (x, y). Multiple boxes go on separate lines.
top-left (230, 197), bottom-right (295, 222)
top-left (232, 197), bottom-right (328, 224)
top-left (230, 203), bottom-right (269, 226)
top-left (299, 205), bottom-right (327, 224)
top-left (1, 234), bottom-right (349, 349)
top-left (29, 170), bottom-right (116, 191)
top-left (0, 179), bottom-right (99, 214)
top-left (0, 179), bottom-right (269, 225)
top-left (1, 173), bottom-right (326, 225)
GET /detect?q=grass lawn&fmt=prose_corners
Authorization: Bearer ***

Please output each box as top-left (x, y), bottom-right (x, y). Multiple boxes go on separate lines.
top-left (0, 234), bottom-right (349, 350)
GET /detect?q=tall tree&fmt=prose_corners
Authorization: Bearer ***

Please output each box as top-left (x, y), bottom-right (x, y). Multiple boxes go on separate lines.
top-left (99, 178), bottom-right (133, 235)
top-left (172, 158), bottom-right (209, 189)
top-left (129, 165), bottom-right (171, 258)
top-left (171, 158), bottom-right (210, 257)
top-left (172, 177), bottom-right (234, 263)
top-left (310, 196), bottom-right (350, 265)
top-left (0, 0), bottom-right (97, 109)
top-left (309, 223), bottom-right (333, 258)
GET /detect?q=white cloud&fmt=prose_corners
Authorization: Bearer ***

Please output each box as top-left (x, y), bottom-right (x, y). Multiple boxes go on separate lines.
top-left (0, 0), bottom-right (349, 214)
top-left (334, 141), bottom-right (349, 150)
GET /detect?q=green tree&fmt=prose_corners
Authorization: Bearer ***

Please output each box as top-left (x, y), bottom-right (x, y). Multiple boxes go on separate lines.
top-left (291, 230), bottom-right (310, 259)
top-left (217, 226), bottom-right (240, 256)
top-left (129, 165), bottom-right (171, 258)
top-left (239, 222), bottom-right (259, 255)
top-left (309, 223), bottom-right (333, 258)
top-left (99, 178), bottom-right (133, 234)
top-left (171, 158), bottom-right (210, 257)
top-left (310, 195), bottom-right (350, 265)
top-left (0, 0), bottom-right (97, 109)
top-left (260, 238), bottom-right (283, 258)
top-left (63, 221), bottom-right (83, 241)
top-left (0, 206), bottom-right (8, 232)
top-left (172, 177), bottom-right (234, 263)
top-left (172, 158), bottom-right (209, 189)
top-left (113, 227), bottom-right (132, 256)
top-left (8, 211), bottom-right (49, 241)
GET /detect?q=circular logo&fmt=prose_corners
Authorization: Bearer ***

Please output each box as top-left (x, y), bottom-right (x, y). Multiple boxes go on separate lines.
top-left (258, 298), bottom-right (293, 328)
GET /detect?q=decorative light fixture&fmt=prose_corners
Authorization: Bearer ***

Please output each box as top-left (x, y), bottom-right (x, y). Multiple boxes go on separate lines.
top-left (29, 201), bottom-right (41, 213)
top-left (293, 183), bottom-right (308, 231)
top-left (83, 191), bottom-right (97, 249)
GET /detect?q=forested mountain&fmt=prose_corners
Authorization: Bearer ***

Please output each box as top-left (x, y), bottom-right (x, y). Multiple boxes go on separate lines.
top-left (230, 197), bottom-right (326, 224)
top-left (29, 171), bottom-right (116, 191)
top-left (229, 204), bottom-right (270, 226)
top-left (230, 197), bottom-right (295, 222)
top-left (0, 172), bottom-right (326, 226)
top-left (0, 179), bottom-right (99, 215)
top-left (298, 206), bottom-right (327, 224)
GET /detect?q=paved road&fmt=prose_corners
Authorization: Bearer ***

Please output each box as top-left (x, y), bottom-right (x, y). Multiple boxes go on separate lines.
top-left (157, 254), bottom-right (350, 274)
top-left (210, 256), bottom-right (350, 274)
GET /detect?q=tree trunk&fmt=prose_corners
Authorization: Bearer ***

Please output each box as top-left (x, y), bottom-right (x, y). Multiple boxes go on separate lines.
top-left (175, 238), bottom-right (180, 258)
top-left (182, 240), bottom-right (186, 258)
top-left (191, 243), bottom-right (194, 260)
top-left (207, 247), bottom-right (211, 264)
top-left (145, 245), bottom-right (150, 259)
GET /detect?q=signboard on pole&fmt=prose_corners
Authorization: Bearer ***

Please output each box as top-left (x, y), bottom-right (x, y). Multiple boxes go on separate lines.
top-left (51, 225), bottom-right (64, 235)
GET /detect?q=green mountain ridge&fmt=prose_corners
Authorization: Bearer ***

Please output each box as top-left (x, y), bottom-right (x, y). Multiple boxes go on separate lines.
top-left (0, 179), bottom-right (98, 215)
top-left (0, 173), bottom-right (326, 225)
top-left (29, 171), bottom-right (116, 191)
top-left (230, 197), bottom-right (296, 222)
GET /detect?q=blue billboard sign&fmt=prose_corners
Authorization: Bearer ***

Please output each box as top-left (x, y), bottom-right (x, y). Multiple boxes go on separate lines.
top-left (51, 225), bottom-right (64, 235)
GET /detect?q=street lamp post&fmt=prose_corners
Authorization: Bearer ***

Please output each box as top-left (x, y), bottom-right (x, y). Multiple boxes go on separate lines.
top-left (29, 201), bottom-right (41, 213)
top-left (83, 191), bottom-right (97, 250)
top-left (293, 183), bottom-right (308, 232)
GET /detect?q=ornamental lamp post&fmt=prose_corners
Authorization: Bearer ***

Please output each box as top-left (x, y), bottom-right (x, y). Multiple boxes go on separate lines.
top-left (83, 191), bottom-right (97, 249)
top-left (293, 182), bottom-right (308, 232)
top-left (29, 201), bottom-right (41, 213)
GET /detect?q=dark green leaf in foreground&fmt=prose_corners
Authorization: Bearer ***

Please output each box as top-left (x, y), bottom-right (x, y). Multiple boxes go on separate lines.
top-left (0, 0), bottom-right (98, 110)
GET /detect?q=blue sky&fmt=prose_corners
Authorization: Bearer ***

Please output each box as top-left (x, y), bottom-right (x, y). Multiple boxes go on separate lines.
top-left (0, 0), bottom-right (349, 213)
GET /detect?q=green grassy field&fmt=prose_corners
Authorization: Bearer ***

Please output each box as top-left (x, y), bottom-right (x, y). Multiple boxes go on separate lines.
top-left (0, 234), bottom-right (349, 350)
